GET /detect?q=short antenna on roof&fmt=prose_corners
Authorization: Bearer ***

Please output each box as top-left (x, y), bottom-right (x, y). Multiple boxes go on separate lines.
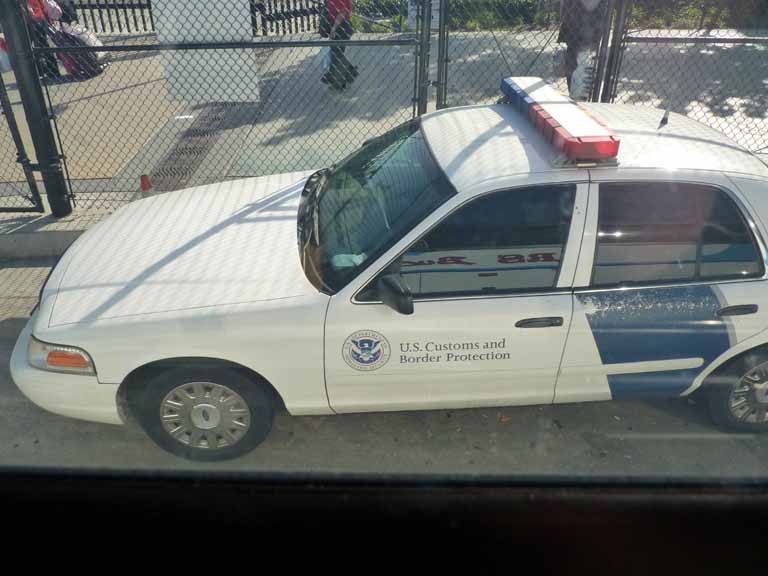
top-left (658, 107), bottom-right (670, 129)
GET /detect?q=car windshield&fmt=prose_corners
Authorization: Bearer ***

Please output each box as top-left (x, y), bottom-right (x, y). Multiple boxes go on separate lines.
top-left (300, 121), bottom-right (456, 293)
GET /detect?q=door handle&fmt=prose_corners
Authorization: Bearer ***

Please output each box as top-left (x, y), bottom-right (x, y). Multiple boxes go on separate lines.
top-left (717, 304), bottom-right (758, 317)
top-left (515, 317), bottom-right (564, 328)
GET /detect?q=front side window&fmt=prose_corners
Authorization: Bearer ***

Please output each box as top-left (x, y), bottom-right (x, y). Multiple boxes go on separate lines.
top-left (299, 121), bottom-right (457, 293)
top-left (360, 185), bottom-right (576, 299)
top-left (593, 182), bottom-right (764, 287)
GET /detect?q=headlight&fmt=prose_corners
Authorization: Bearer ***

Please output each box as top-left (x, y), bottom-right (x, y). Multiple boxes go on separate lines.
top-left (28, 336), bottom-right (96, 375)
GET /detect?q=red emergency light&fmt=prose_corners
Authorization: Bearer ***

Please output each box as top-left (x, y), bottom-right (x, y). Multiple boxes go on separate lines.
top-left (501, 77), bottom-right (620, 162)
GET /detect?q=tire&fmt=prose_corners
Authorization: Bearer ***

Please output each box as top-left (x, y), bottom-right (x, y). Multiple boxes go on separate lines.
top-left (708, 351), bottom-right (768, 433)
top-left (131, 364), bottom-right (276, 461)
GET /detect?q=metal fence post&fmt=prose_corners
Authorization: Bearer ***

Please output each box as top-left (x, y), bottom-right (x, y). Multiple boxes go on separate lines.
top-left (435, 0), bottom-right (449, 109)
top-left (0, 0), bottom-right (72, 216)
top-left (416, 0), bottom-right (432, 115)
top-left (600, 0), bottom-right (632, 103)
top-left (0, 69), bottom-right (44, 212)
top-left (590, 0), bottom-right (615, 102)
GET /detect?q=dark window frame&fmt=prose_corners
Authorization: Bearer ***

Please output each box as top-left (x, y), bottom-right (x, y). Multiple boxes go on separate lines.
top-left (355, 183), bottom-right (580, 302)
top-left (589, 181), bottom-right (766, 289)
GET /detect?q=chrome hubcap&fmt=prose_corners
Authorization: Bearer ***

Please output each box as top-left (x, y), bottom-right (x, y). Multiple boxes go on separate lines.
top-left (729, 362), bottom-right (768, 424)
top-left (160, 382), bottom-right (251, 450)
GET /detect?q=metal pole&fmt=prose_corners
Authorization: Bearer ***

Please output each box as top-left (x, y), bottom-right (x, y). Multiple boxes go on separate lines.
top-left (0, 68), bottom-right (43, 212)
top-left (600, 0), bottom-right (631, 102)
top-left (590, 0), bottom-right (615, 102)
top-left (411, 0), bottom-right (421, 117)
top-left (435, 0), bottom-right (449, 109)
top-left (416, 0), bottom-right (432, 115)
top-left (0, 0), bottom-right (72, 216)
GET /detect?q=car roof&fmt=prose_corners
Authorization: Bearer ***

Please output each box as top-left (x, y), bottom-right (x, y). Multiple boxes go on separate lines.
top-left (420, 102), bottom-right (768, 193)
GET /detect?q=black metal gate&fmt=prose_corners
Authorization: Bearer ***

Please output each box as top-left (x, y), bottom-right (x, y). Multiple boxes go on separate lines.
top-left (0, 72), bottom-right (44, 213)
top-left (66, 0), bottom-right (155, 34)
top-left (65, 0), bottom-right (324, 36)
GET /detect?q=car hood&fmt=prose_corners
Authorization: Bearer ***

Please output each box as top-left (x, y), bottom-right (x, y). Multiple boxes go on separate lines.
top-left (43, 171), bottom-right (319, 327)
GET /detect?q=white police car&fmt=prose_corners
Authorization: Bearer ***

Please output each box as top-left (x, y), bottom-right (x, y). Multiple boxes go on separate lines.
top-left (11, 77), bottom-right (768, 461)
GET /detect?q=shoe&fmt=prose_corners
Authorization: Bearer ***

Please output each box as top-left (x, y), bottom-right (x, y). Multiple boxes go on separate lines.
top-left (320, 73), bottom-right (331, 85)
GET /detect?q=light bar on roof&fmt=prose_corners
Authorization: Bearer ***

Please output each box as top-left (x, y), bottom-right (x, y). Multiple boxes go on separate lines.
top-left (501, 77), bottom-right (620, 161)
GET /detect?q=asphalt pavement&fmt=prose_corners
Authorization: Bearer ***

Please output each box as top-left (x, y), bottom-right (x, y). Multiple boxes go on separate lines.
top-left (3, 258), bottom-right (768, 480)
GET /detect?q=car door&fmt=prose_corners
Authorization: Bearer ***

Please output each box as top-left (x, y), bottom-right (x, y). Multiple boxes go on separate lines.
top-left (324, 182), bottom-right (588, 414)
top-left (556, 179), bottom-right (768, 404)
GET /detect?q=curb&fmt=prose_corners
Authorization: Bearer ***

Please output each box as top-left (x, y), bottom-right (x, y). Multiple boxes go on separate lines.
top-left (0, 230), bottom-right (84, 260)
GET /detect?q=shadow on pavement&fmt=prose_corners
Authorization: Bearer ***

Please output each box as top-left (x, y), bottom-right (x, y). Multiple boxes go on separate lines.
top-left (644, 396), bottom-right (715, 428)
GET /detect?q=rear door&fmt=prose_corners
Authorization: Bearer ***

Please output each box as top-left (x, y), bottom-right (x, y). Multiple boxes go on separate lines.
top-left (556, 178), bottom-right (768, 404)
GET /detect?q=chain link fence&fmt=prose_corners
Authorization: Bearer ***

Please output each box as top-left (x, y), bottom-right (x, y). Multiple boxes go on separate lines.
top-left (4, 0), bottom-right (768, 215)
top-left (612, 0), bottom-right (768, 153)
top-left (24, 1), bottom-right (422, 210)
top-left (437, 0), bottom-right (611, 108)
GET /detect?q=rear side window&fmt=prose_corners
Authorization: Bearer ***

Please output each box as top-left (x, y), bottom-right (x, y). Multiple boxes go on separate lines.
top-left (592, 182), bottom-right (764, 287)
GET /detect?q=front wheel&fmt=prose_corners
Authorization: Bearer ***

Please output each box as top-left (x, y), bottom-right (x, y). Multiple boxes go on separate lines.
top-left (131, 365), bottom-right (276, 461)
top-left (709, 358), bottom-right (768, 433)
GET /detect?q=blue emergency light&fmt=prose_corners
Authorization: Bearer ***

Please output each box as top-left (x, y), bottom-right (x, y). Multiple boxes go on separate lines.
top-left (501, 77), bottom-right (620, 161)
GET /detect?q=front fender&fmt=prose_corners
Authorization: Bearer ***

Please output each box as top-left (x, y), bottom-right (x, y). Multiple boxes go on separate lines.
top-left (36, 295), bottom-right (334, 416)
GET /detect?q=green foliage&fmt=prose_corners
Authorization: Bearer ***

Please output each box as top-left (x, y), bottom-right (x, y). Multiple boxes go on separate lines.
top-left (351, 13), bottom-right (386, 33)
top-left (440, 0), bottom-right (768, 32)
top-left (353, 0), bottom-right (408, 31)
top-left (463, 18), bottom-right (481, 31)
top-left (629, 0), bottom-right (768, 29)
top-left (388, 15), bottom-right (408, 31)
top-left (354, 0), bottom-right (408, 19)
top-left (447, 0), bottom-right (556, 31)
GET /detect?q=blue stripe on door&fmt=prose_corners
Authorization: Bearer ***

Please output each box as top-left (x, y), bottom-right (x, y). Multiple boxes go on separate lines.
top-left (577, 286), bottom-right (731, 399)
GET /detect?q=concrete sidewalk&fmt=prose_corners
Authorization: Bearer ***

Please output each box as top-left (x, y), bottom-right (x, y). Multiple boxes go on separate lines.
top-left (0, 201), bottom-right (108, 259)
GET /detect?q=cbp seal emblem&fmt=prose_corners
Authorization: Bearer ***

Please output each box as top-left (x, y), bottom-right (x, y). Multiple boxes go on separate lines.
top-left (342, 330), bottom-right (391, 371)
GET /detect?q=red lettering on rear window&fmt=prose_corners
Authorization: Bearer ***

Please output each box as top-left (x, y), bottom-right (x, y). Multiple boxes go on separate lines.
top-left (527, 253), bottom-right (558, 263)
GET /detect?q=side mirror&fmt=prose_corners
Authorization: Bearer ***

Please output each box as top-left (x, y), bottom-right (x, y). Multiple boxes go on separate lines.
top-left (377, 274), bottom-right (414, 315)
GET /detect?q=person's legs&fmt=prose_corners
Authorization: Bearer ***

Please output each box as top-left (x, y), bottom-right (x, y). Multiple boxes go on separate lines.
top-left (327, 44), bottom-right (347, 88)
top-left (327, 21), bottom-right (359, 89)
top-left (30, 21), bottom-right (60, 78)
top-left (569, 46), bottom-right (596, 101)
top-left (336, 45), bottom-right (355, 80)
top-left (564, 43), bottom-right (578, 91)
top-left (328, 44), bottom-right (356, 89)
